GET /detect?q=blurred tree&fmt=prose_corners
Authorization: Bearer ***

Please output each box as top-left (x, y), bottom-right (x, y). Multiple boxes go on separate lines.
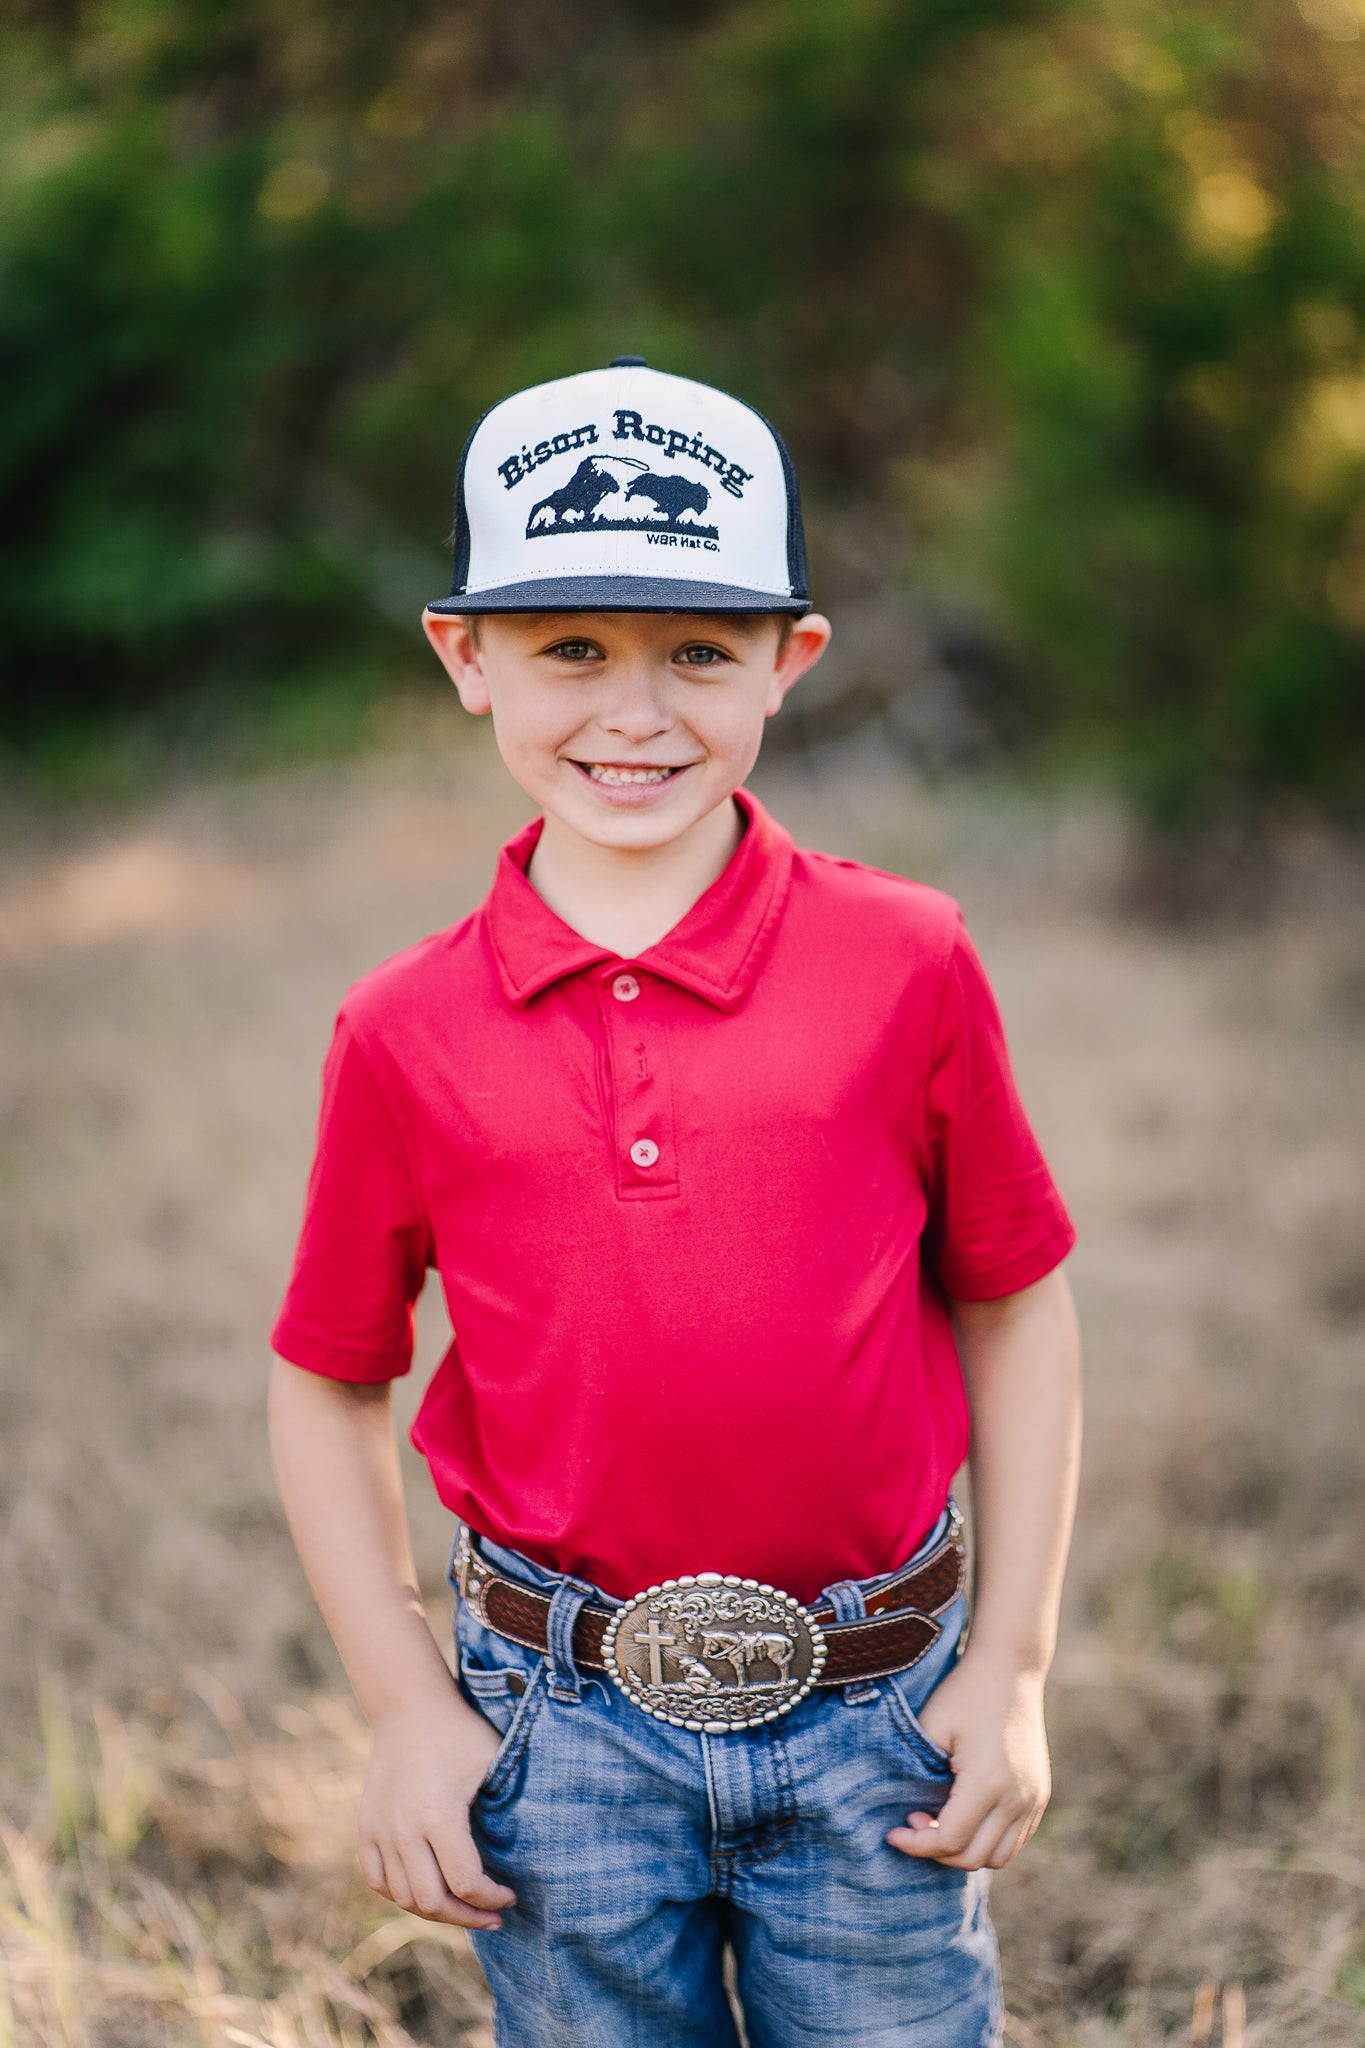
top-left (1, 0), bottom-right (1363, 826)
top-left (896, 1), bottom-right (1365, 827)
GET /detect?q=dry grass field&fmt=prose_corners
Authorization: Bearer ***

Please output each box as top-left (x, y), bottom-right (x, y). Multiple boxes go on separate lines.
top-left (1, 713), bottom-right (1362, 2045)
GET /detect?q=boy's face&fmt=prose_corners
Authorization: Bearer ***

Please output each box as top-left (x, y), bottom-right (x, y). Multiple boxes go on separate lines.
top-left (422, 609), bottom-right (831, 854)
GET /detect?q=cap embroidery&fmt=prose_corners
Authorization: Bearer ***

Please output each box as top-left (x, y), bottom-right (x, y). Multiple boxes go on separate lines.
top-left (526, 456), bottom-right (718, 542)
top-left (497, 423), bottom-right (600, 490)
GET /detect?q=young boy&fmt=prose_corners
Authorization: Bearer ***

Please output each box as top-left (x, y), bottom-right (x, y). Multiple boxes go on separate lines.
top-left (268, 358), bottom-right (1081, 2048)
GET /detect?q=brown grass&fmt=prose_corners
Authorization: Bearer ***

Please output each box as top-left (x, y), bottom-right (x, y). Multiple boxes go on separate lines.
top-left (1, 717), bottom-right (1362, 2043)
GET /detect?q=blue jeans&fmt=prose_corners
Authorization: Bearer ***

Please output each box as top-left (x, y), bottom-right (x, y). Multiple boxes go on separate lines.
top-left (445, 1504), bottom-right (1002, 2047)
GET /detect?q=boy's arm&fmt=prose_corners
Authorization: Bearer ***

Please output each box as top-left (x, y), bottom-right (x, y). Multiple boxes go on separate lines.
top-left (887, 1261), bottom-right (1082, 1871)
top-left (267, 1356), bottom-right (516, 1928)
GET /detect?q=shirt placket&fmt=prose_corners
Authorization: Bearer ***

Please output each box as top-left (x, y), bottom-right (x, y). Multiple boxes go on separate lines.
top-left (599, 967), bottom-right (680, 1201)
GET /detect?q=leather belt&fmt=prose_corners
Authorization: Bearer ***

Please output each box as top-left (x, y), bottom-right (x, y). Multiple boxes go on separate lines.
top-left (453, 1510), bottom-right (965, 1734)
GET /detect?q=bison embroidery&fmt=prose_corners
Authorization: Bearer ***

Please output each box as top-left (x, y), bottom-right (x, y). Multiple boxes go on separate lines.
top-left (623, 473), bottom-right (711, 523)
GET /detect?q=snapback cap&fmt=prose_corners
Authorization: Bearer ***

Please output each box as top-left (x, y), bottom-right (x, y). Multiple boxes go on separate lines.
top-left (426, 357), bottom-right (811, 616)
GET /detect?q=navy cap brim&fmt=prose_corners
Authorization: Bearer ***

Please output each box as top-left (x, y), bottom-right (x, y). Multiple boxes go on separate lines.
top-left (424, 575), bottom-right (813, 616)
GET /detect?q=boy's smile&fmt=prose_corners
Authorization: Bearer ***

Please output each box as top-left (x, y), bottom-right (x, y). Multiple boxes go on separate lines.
top-left (422, 609), bottom-right (831, 855)
top-left (574, 761), bottom-right (692, 798)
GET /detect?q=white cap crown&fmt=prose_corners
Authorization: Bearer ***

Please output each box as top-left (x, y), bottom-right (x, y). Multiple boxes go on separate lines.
top-left (427, 359), bottom-right (810, 616)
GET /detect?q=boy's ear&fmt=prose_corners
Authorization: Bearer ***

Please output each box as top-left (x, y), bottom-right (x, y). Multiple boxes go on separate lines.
top-left (764, 613), bottom-right (833, 719)
top-left (422, 612), bottom-right (491, 715)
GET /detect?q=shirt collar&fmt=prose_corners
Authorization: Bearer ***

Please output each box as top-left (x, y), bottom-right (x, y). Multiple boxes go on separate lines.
top-left (483, 786), bottom-right (794, 1012)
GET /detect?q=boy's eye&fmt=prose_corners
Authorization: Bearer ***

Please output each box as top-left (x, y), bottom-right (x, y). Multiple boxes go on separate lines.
top-left (675, 644), bottom-right (730, 667)
top-left (547, 639), bottom-right (601, 661)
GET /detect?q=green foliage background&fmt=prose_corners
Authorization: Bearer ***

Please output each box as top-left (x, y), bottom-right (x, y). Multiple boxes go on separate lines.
top-left (4, 0), bottom-right (1365, 822)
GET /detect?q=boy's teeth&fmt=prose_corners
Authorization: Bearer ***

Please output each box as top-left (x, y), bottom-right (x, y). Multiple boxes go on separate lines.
top-left (587, 764), bottom-right (674, 785)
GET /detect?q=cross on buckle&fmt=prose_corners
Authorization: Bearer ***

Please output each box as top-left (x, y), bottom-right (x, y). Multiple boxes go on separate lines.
top-left (602, 1571), bottom-right (826, 1733)
top-left (633, 1614), bottom-right (678, 1687)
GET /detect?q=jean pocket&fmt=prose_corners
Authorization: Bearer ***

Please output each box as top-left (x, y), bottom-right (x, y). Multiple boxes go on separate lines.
top-left (454, 1607), bottom-right (547, 1802)
top-left (459, 1654), bottom-right (547, 1801)
top-left (882, 1671), bottom-right (955, 1777)
top-left (461, 1662), bottom-right (531, 1710)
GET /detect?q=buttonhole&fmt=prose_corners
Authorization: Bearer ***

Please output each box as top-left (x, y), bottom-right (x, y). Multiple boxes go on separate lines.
top-left (635, 1043), bottom-right (648, 1079)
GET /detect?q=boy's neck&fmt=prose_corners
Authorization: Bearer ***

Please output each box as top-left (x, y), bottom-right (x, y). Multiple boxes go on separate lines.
top-left (526, 797), bottom-right (745, 958)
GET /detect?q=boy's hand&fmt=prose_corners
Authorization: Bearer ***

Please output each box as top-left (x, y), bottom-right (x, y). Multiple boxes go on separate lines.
top-left (357, 1691), bottom-right (518, 1929)
top-left (885, 1650), bottom-right (1051, 1872)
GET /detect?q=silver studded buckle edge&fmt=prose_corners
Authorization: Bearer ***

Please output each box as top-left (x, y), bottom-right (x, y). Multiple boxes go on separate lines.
top-left (601, 1570), bottom-right (827, 1733)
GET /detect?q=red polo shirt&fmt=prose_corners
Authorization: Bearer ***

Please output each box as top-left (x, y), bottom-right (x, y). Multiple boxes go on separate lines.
top-left (270, 788), bottom-right (1076, 1603)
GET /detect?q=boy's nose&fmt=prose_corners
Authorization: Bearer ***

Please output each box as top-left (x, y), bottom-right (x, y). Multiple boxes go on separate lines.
top-left (597, 663), bottom-right (674, 739)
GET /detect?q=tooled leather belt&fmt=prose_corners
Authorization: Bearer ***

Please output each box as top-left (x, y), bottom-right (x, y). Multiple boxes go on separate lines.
top-left (453, 1508), bottom-right (965, 1735)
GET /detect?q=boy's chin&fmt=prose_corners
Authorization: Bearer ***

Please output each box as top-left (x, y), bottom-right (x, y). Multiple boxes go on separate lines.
top-left (561, 805), bottom-right (708, 852)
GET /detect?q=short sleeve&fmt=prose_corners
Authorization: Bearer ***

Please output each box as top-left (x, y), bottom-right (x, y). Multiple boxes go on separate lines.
top-left (922, 913), bottom-right (1077, 1301)
top-left (270, 1009), bottom-right (432, 1381)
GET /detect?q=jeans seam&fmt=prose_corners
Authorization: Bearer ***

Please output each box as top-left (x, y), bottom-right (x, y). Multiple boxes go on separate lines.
top-left (701, 1736), bottom-right (733, 1897)
top-left (771, 1727), bottom-right (796, 1832)
top-left (711, 1815), bottom-right (797, 1872)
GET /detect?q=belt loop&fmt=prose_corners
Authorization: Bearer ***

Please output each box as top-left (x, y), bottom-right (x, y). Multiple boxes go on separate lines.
top-left (545, 1574), bottom-right (596, 1703)
top-left (823, 1577), bottom-right (881, 1705)
top-left (823, 1579), bottom-right (865, 1625)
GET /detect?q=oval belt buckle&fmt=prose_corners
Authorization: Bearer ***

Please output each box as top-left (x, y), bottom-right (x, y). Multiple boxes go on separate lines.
top-left (601, 1571), bottom-right (827, 1733)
